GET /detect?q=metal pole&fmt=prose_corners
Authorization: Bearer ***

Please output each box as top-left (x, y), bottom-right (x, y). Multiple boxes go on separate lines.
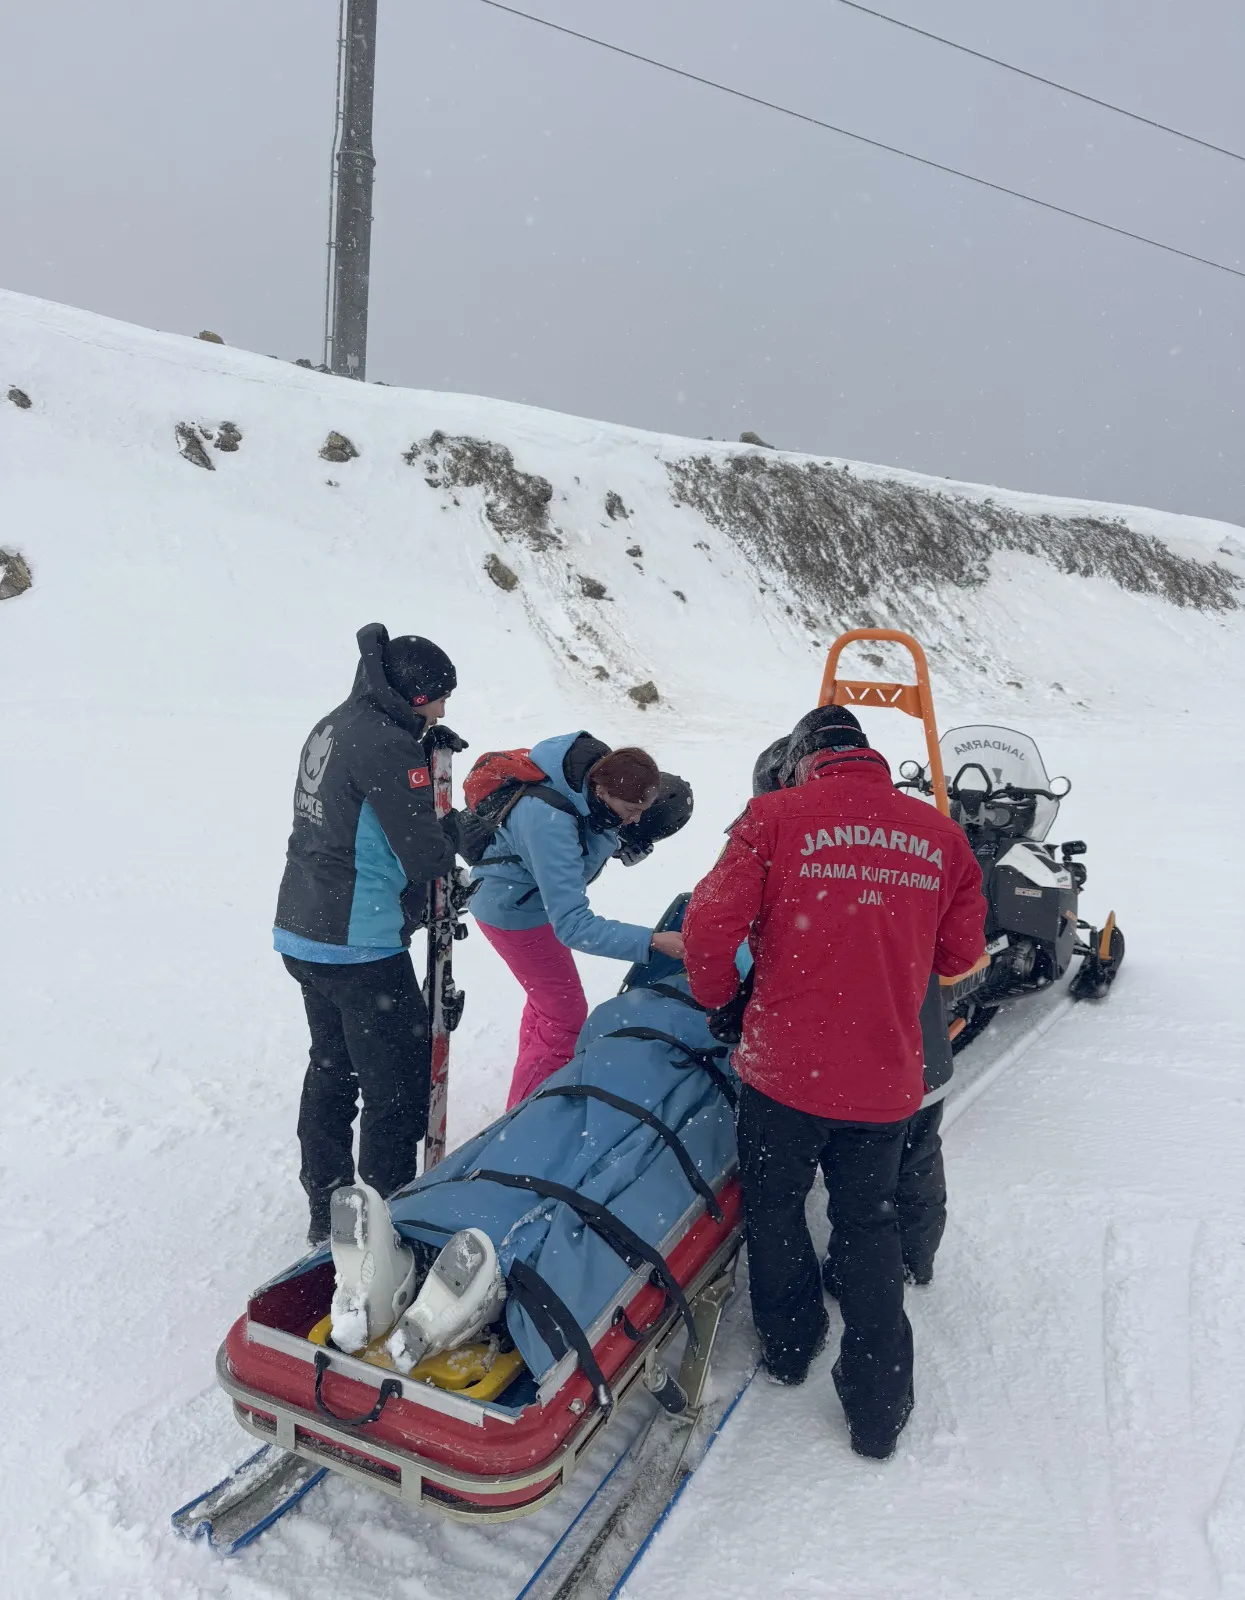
top-left (325, 0), bottom-right (378, 379)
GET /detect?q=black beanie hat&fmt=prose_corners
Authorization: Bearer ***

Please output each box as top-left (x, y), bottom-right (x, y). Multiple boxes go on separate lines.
top-left (780, 705), bottom-right (868, 784)
top-left (383, 634), bottom-right (457, 706)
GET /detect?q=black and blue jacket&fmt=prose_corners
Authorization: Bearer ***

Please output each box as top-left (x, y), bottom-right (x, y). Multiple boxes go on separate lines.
top-left (273, 625), bottom-right (455, 960)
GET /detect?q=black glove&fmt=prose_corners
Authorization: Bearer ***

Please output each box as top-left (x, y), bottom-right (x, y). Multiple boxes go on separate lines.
top-left (440, 807), bottom-right (494, 866)
top-left (423, 723), bottom-right (469, 756)
top-left (612, 835), bottom-right (654, 868)
top-left (706, 972), bottom-right (754, 1046)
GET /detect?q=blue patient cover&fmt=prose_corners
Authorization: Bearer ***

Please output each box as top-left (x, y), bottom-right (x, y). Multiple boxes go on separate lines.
top-left (386, 971), bottom-right (738, 1384)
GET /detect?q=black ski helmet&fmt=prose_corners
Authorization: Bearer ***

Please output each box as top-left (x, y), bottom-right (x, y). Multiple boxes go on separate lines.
top-left (779, 705), bottom-right (869, 785)
top-left (383, 634), bottom-right (457, 706)
top-left (613, 771), bottom-right (694, 860)
top-left (639, 772), bottom-right (694, 843)
top-left (752, 736), bottom-right (789, 796)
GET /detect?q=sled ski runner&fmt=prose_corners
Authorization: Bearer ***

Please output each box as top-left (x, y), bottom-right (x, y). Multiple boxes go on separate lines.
top-left (517, 1263), bottom-right (744, 1600)
top-left (170, 1444), bottom-right (326, 1555)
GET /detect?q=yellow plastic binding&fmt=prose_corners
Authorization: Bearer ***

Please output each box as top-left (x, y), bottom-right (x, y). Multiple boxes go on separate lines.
top-left (306, 1315), bottom-right (526, 1401)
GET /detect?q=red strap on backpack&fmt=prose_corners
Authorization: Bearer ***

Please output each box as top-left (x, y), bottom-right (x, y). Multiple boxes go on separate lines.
top-left (463, 748), bottom-right (549, 813)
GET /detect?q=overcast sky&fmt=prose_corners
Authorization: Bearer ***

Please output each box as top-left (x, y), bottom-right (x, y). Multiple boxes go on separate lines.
top-left (3, 0), bottom-right (1242, 523)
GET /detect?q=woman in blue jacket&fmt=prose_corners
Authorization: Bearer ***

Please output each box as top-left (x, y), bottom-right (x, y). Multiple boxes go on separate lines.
top-left (471, 733), bottom-right (685, 1105)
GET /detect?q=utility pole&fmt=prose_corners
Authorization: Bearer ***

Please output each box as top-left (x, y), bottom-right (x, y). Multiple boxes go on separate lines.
top-left (324, 0), bottom-right (378, 379)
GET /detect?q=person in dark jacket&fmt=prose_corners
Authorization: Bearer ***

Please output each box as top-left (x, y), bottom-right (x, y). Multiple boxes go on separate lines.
top-left (753, 715), bottom-right (958, 1290)
top-left (685, 706), bottom-right (985, 1458)
top-left (274, 623), bottom-right (480, 1243)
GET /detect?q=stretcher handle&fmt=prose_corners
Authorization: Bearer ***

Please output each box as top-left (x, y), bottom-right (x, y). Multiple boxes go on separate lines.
top-left (312, 1349), bottom-right (403, 1426)
top-left (817, 629), bottom-right (949, 816)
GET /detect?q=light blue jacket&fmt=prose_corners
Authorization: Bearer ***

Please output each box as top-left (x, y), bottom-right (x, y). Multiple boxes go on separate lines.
top-left (469, 732), bottom-right (654, 964)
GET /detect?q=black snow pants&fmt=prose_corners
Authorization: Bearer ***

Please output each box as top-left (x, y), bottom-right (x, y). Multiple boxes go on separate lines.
top-left (737, 1084), bottom-right (913, 1453)
top-left (283, 951), bottom-right (430, 1236)
top-left (824, 1099), bottom-right (946, 1289)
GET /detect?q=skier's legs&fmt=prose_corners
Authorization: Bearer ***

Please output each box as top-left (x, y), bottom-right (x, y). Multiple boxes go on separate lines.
top-left (736, 1084), bottom-right (831, 1383)
top-left (475, 920), bottom-right (589, 1106)
top-left (285, 957), bottom-right (361, 1236)
top-left (820, 1120), bottom-right (912, 1452)
top-left (896, 1100), bottom-right (946, 1283)
top-left (330, 953), bottom-right (430, 1198)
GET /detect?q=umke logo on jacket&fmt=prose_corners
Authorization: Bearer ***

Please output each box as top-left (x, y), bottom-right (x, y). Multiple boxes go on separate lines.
top-left (300, 725), bottom-right (334, 793)
top-left (295, 724), bottom-right (334, 825)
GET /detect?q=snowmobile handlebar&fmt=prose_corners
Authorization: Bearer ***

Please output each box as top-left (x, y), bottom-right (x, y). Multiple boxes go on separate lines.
top-left (938, 763), bottom-right (1075, 842)
top-left (947, 762), bottom-right (1071, 808)
top-left (899, 763), bottom-right (1071, 810)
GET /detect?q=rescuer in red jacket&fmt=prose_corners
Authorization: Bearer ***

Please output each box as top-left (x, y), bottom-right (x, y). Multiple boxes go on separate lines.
top-left (684, 706), bottom-right (985, 1458)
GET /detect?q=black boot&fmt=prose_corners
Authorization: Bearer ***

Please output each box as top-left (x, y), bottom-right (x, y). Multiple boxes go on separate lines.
top-left (762, 1310), bottom-right (830, 1387)
top-left (833, 1360), bottom-right (914, 1459)
top-left (307, 1204), bottom-right (332, 1248)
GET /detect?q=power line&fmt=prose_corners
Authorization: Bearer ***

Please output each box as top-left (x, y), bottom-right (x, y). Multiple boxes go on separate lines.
top-left (473, 0), bottom-right (1245, 283)
top-left (838, 0), bottom-right (1245, 165)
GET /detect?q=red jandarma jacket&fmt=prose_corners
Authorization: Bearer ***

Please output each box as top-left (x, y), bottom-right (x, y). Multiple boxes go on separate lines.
top-left (684, 749), bottom-right (986, 1122)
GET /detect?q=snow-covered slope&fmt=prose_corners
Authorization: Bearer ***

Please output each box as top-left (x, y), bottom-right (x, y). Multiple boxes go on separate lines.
top-left (2, 288), bottom-right (1243, 1599)
top-left (3, 287), bottom-right (1239, 730)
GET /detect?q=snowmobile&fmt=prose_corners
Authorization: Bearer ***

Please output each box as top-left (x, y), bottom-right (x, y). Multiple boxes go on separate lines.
top-left (818, 628), bottom-right (1124, 1052)
top-left (899, 722), bottom-right (1124, 1049)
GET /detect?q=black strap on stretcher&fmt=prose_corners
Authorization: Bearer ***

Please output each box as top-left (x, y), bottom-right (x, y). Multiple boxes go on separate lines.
top-left (604, 1026), bottom-right (738, 1109)
top-left (313, 1348), bottom-right (403, 1427)
top-left (469, 1169), bottom-right (699, 1350)
top-left (533, 1083), bottom-right (723, 1222)
top-left (639, 982), bottom-right (710, 1012)
top-left (505, 1257), bottom-right (614, 1416)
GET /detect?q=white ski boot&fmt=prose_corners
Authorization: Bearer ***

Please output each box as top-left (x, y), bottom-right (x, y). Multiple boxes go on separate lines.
top-left (328, 1183), bottom-right (417, 1354)
top-left (386, 1227), bottom-right (506, 1375)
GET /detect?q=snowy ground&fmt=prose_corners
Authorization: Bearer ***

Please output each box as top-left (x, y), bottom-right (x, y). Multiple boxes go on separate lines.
top-left (1, 291), bottom-right (1243, 1598)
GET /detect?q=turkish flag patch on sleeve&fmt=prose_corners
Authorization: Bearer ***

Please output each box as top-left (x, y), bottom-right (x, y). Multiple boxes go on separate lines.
top-left (408, 767), bottom-right (431, 789)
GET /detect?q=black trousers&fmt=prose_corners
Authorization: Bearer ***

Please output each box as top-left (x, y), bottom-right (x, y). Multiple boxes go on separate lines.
top-left (737, 1084), bottom-right (913, 1449)
top-left (825, 1099), bottom-right (946, 1287)
top-left (283, 951), bottom-right (430, 1232)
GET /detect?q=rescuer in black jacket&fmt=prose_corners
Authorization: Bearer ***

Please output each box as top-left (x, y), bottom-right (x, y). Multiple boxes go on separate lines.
top-left (274, 623), bottom-right (481, 1242)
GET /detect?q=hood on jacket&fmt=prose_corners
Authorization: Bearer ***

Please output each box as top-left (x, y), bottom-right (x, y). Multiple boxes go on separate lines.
top-left (799, 747), bottom-right (893, 786)
top-left (528, 731), bottom-right (610, 817)
top-left (351, 623), bottom-right (430, 739)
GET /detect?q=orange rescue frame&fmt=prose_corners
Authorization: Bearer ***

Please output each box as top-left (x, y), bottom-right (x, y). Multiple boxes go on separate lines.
top-left (818, 629), bottom-right (991, 994)
top-left (817, 628), bottom-right (950, 817)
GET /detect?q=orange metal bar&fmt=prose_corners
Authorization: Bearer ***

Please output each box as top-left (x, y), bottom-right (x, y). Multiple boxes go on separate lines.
top-left (817, 629), bottom-right (949, 815)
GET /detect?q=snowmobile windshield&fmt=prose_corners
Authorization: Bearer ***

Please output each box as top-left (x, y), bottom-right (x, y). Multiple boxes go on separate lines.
top-left (939, 725), bottom-right (1059, 841)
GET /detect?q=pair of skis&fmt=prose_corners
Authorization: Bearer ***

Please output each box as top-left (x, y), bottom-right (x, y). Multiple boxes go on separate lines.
top-left (423, 726), bottom-right (471, 1168)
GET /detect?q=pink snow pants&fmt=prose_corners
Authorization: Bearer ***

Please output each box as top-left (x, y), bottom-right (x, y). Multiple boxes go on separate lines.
top-left (476, 920), bottom-right (589, 1108)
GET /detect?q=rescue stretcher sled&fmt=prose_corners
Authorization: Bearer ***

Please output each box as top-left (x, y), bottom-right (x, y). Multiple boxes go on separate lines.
top-left (214, 915), bottom-right (744, 1525)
